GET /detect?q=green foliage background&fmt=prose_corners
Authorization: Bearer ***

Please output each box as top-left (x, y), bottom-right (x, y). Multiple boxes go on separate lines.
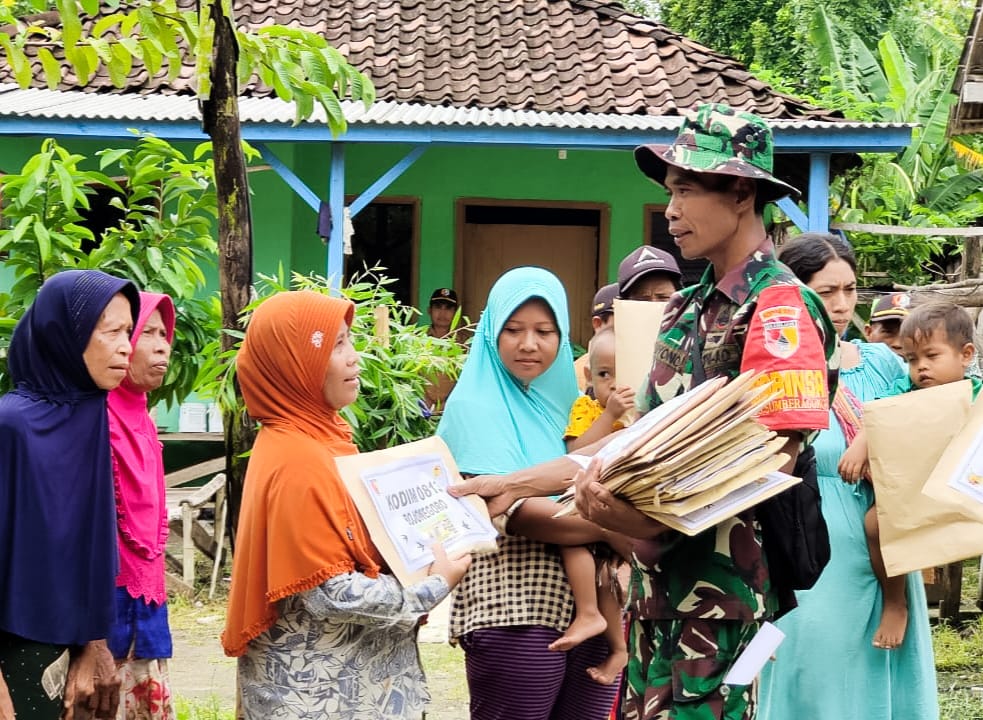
top-left (194, 268), bottom-right (468, 452)
top-left (0, 135), bottom-right (222, 406)
top-left (645, 0), bottom-right (981, 286)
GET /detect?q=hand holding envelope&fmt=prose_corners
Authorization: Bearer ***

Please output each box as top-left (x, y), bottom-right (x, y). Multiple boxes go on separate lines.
top-left (558, 370), bottom-right (800, 536)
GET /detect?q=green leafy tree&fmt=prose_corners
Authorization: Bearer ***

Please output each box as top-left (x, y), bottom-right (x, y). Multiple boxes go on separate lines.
top-left (810, 4), bottom-right (983, 284)
top-left (0, 0), bottom-right (372, 130)
top-left (656, 0), bottom-right (919, 94)
top-left (1, 0), bottom-right (376, 532)
top-left (195, 269), bottom-right (470, 452)
top-left (619, 0), bottom-right (660, 17)
top-left (0, 135), bottom-right (225, 406)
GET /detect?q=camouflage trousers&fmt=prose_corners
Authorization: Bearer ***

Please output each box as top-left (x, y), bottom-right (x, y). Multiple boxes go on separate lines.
top-left (621, 617), bottom-right (759, 720)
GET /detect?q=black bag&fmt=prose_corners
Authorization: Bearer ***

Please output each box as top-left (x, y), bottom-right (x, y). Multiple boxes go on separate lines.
top-left (755, 445), bottom-right (831, 615)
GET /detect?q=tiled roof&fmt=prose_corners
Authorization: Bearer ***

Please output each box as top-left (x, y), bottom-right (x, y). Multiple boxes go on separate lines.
top-left (2, 0), bottom-right (839, 120)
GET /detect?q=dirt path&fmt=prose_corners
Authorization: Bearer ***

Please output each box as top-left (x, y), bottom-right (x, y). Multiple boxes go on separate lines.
top-left (169, 608), bottom-right (237, 707)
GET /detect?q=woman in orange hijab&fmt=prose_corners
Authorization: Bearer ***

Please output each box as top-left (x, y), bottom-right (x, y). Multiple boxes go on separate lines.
top-left (221, 291), bottom-right (471, 720)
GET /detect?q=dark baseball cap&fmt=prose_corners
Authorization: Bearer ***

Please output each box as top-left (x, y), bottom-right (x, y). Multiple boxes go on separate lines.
top-left (869, 292), bottom-right (912, 323)
top-left (429, 288), bottom-right (458, 306)
top-left (618, 246), bottom-right (682, 296)
top-left (591, 283), bottom-right (619, 318)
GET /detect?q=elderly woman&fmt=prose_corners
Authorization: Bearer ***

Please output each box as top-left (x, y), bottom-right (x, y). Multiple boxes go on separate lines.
top-left (0, 270), bottom-right (139, 720)
top-left (758, 233), bottom-right (937, 719)
top-left (221, 290), bottom-right (471, 720)
top-left (436, 267), bottom-right (619, 720)
top-left (107, 292), bottom-right (177, 720)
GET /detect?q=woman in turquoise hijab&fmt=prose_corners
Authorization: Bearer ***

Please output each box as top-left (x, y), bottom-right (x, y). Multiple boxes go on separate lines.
top-left (438, 267), bottom-right (619, 720)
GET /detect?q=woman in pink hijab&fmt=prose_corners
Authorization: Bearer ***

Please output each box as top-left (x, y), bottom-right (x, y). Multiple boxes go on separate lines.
top-left (106, 292), bottom-right (177, 720)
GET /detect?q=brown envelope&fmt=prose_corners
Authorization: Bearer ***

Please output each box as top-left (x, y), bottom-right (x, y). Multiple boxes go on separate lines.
top-left (865, 380), bottom-right (983, 576)
top-left (613, 298), bottom-right (665, 409)
top-left (922, 390), bottom-right (983, 522)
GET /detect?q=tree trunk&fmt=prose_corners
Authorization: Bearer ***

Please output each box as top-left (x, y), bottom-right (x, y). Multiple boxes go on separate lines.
top-left (202, 0), bottom-right (254, 549)
top-left (961, 236), bottom-right (983, 282)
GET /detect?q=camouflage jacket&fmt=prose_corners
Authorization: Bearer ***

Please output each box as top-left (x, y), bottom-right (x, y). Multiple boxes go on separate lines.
top-left (630, 240), bottom-right (839, 621)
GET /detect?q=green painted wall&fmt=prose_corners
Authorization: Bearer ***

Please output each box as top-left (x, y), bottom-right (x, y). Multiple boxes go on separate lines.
top-left (282, 142), bottom-right (671, 308)
top-left (1, 135), bottom-right (670, 307)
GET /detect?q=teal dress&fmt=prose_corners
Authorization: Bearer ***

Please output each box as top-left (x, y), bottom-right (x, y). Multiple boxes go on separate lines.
top-left (758, 341), bottom-right (938, 720)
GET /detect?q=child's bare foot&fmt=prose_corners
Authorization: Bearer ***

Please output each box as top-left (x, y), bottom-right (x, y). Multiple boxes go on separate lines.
top-left (872, 602), bottom-right (908, 649)
top-left (548, 612), bottom-right (608, 652)
top-left (586, 646), bottom-right (628, 685)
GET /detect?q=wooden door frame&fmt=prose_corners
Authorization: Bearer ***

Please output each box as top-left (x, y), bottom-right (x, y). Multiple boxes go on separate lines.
top-left (343, 194), bottom-right (422, 305)
top-left (642, 203), bottom-right (669, 245)
top-left (454, 198), bottom-right (610, 298)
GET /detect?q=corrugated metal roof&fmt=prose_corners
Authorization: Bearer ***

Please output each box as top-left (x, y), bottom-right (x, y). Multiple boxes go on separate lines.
top-left (0, 83), bottom-right (911, 133)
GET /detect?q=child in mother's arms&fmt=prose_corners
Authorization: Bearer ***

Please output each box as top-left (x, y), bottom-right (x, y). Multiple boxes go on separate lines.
top-left (839, 301), bottom-right (978, 649)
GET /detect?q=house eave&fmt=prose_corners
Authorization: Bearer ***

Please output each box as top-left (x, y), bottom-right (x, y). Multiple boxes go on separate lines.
top-left (0, 85), bottom-right (914, 152)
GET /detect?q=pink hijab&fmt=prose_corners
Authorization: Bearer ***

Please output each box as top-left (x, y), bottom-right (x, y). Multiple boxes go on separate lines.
top-left (108, 292), bottom-right (176, 604)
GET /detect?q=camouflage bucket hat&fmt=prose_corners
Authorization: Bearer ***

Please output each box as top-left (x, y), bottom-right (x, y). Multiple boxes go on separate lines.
top-left (634, 103), bottom-right (800, 202)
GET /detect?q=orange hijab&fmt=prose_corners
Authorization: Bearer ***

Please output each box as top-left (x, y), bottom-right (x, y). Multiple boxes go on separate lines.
top-left (221, 291), bottom-right (384, 657)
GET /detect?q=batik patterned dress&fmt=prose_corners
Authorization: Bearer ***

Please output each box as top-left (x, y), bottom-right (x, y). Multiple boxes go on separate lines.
top-left (239, 561), bottom-right (448, 719)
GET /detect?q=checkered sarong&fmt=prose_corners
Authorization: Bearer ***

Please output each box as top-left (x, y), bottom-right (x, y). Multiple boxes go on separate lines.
top-left (449, 535), bottom-right (574, 639)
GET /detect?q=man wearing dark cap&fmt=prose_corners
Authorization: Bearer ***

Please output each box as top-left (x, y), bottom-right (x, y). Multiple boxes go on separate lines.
top-left (427, 287), bottom-right (459, 339)
top-left (449, 104), bottom-right (840, 720)
top-left (423, 287), bottom-right (464, 413)
top-left (591, 282), bottom-right (618, 332)
top-left (864, 292), bottom-right (912, 356)
top-left (618, 246), bottom-right (682, 302)
top-left (574, 283), bottom-right (619, 392)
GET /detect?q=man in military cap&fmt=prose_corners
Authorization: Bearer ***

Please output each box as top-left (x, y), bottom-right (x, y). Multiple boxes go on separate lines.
top-left (583, 102), bottom-right (840, 720)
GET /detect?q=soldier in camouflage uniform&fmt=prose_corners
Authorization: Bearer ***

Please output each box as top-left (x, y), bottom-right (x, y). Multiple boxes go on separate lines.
top-left (577, 104), bottom-right (839, 720)
top-left (450, 104), bottom-right (839, 720)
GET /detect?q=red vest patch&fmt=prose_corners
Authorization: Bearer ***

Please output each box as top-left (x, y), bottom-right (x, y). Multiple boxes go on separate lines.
top-left (740, 284), bottom-right (830, 432)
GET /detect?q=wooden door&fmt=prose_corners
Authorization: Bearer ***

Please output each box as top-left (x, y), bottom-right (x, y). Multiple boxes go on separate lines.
top-left (460, 223), bottom-right (598, 349)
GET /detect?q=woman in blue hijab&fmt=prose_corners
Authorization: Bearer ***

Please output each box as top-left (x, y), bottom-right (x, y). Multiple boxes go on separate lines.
top-left (437, 267), bottom-right (619, 720)
top-left (0, 270), bottom-right (139, 720)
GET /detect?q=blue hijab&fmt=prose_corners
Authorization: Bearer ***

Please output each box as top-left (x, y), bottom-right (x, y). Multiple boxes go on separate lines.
top-left (0, 270), bottom-right (139, 645)
top-left (437, 267), bottom-right (578, 474)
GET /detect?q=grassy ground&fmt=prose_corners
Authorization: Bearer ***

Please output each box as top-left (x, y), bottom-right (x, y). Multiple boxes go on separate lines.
top-left (936, 616), bottom-right (983, 719)
top-left (171, 565), bottom-right (983, 720)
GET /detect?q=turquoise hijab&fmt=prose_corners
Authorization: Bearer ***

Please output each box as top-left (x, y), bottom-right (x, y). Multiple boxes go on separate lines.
top-left (437, 267), bottom-right (578, 475)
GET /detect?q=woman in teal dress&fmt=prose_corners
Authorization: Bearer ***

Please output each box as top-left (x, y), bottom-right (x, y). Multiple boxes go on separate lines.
top-left (758, 232), bottom-right (938, 719)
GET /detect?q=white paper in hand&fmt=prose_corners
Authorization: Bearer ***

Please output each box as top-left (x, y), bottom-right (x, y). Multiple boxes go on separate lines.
top-left (721, 622), bottom-right (785, 686)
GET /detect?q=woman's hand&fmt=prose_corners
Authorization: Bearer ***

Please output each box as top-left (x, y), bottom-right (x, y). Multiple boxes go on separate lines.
top-left (428, 543), bottom-right (473, 589)
top-left (448, 474), bottom-right (517, 517)
top-left (62, 640), bottom-right (120, 720)
top-left (574, 458), bottom-right (666, 539)
top-left (0, 667), bottom-right (14, 720)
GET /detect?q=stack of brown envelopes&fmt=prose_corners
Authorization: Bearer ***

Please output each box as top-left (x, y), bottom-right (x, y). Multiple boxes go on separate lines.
top-left (560, 370), bottom-right (801, 535)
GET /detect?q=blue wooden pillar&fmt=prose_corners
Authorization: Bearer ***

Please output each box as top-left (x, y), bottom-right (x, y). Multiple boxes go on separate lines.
top-left (807, 152), bottom-right (831, 233)
top-left (327, 143), bottom-right (346, 291)
top-left (775, 152), bottom-right (831, 233)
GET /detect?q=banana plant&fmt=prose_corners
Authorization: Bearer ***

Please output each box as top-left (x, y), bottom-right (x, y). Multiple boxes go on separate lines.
top-left (810, 4), bottom-right (983, 283)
